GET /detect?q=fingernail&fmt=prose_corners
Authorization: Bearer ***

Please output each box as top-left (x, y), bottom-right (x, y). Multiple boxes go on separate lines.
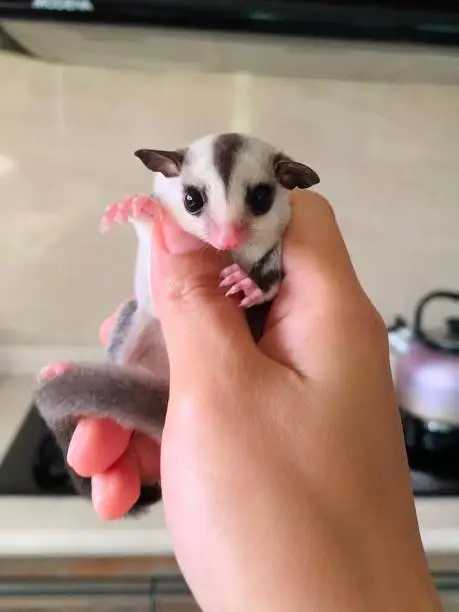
top-left (155, 208), bottom-right (203, 255)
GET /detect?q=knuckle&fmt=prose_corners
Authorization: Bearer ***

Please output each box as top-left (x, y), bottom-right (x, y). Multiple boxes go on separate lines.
top-left (328, 291), bottom-right (386, 341)
top-left (365, 304), bottom-right (389, 346)
top-left (348, 296), bottom-right (388, 348)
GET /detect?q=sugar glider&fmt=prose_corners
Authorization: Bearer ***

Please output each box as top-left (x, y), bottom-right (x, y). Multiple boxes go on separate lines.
top-left (34, 133), bottom-right (320, 516)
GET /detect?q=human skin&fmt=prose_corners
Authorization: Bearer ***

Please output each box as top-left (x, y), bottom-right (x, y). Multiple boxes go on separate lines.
top-left (67, 191), bottom-right (441, 611)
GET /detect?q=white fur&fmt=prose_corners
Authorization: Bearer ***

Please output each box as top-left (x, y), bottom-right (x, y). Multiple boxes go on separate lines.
top-left (132, 219), bottom-right (154, 313)
top-left (106, 219), bottom-right (154, 365)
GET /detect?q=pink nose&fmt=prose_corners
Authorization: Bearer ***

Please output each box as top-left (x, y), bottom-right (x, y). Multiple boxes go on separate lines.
top-left (212, 224), bottom-right (245, 250)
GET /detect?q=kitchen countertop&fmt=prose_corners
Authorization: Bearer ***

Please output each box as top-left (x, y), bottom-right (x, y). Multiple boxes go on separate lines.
top-left (1, 372), bottom-right (459, 559)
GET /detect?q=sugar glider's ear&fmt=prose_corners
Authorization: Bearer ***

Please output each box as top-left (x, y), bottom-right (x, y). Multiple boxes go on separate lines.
top-left (134, 148), bottom-right (185, 178)
top-left (274, 155), bottom-right (320, 190)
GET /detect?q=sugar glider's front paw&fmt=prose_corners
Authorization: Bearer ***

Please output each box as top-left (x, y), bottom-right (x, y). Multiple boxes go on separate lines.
top-left (38, 361), bottom-right (75, 382)
top-left (100, 194), bottom-right (158, 233)
top-left (220, 264), bottom-right (266, 309)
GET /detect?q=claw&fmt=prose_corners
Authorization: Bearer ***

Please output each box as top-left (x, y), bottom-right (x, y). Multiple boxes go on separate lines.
top-left (219, 263), bottom-right (241, 280)
top-left (99, 194), bottom-right (158, 234)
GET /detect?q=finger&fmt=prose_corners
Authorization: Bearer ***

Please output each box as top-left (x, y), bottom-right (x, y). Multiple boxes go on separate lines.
top-left (261, 191), bottom-right (374, 369)
top-left (283, 191), bottom-right (362, 302)
top-left (150, 209), bottom-right (258, 378)
top-left (131, 432), bottom-right (161, 483)
top-left (67, 418), bottom-right (131, 477)
top-left (91, 448), bottom-right (141, 521)
top-left (271, 190), bottom-right (368, 329)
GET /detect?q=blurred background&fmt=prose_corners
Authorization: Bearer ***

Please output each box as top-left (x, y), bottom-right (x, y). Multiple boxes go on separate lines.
top-left (0, 2), bottom-right (459, 609)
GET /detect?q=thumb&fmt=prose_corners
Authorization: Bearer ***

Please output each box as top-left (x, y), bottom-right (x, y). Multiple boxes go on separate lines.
top-left (261, 191), bottom-right (375, 370)
top-left (150, 209), bottom-right (257, 380)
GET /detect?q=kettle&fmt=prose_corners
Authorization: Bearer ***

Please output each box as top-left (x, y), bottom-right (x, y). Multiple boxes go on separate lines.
top-left (389, 291), bottom-right (459, 426)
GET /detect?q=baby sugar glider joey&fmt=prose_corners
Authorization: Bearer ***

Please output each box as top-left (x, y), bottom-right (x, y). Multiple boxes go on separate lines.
top-left (133, 133), bottom-right (319, 311)
top-left (34, 133), bottom-right (320, 516)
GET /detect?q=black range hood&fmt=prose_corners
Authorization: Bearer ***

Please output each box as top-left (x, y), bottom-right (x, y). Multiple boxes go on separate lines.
top-left (0, 0), bottom-right (459, 46)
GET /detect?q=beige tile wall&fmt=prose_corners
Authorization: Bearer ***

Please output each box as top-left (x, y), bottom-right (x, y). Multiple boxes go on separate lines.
top-left (0, 42), bottom-right (458, 347)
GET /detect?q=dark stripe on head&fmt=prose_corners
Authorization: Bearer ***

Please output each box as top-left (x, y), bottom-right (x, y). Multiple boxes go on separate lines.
top-left (213, 133), bottom-right (244, 190)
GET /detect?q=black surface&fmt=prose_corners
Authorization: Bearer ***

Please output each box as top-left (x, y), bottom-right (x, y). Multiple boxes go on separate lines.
top-left (0, 1), bottom-right (459, 46)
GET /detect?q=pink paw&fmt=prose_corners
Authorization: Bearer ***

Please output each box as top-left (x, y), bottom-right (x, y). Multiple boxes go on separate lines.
top-left (100, 194), bottom-right (158, 233)
top-left (219, 264), bottom-right (265, 309)
top-left (38, 361), bottom-right (74, 383)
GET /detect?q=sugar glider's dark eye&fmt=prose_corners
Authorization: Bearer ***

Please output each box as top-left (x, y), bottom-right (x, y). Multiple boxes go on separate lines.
top-left (246, 183), bottom-right (275, 216)
top-left (184, 186), bottom-right (205, 216)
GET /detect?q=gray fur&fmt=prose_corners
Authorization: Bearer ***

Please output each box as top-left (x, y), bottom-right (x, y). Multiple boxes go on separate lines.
top-left (36, 364), bottom-right (167, 439)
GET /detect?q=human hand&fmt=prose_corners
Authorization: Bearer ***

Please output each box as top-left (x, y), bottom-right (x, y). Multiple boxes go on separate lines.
top-left (68, 192), bottom-right (440, 611)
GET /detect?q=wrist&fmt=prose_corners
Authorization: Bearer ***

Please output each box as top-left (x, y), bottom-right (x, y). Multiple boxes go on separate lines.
top-left (192, 501), bottom-right (441, 612)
